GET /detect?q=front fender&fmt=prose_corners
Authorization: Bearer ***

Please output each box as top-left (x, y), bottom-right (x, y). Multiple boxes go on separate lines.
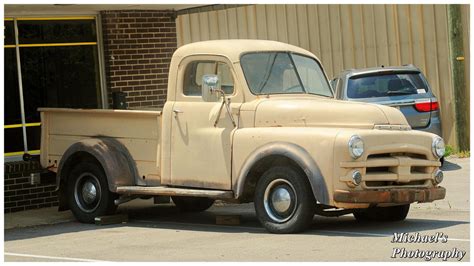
top-left (57, 137), bottom-right (143, 193)
top-left (235, 141), bottom-right (330, 205)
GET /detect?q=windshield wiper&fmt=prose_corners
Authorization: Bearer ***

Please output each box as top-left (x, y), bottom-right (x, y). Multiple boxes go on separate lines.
top-left (257, 54), bottom-right (278, 93)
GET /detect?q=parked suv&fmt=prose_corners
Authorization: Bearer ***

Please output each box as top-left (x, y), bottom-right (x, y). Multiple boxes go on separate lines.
top-left (331, 65), bottom-right (442, 137)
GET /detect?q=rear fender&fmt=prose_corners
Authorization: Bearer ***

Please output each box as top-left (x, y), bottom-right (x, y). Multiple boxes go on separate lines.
top-left (56, 137), bottom-right (142, 209)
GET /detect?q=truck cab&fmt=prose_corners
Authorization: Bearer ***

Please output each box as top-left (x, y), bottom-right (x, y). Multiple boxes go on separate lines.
top-left (40, 40), bottom-right (446, 233)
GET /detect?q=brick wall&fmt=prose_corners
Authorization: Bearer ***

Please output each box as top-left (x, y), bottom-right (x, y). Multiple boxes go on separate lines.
top-left (4, 161), bottom-right (58, 213)
top-left (101, 10), bottom-right (178, 109)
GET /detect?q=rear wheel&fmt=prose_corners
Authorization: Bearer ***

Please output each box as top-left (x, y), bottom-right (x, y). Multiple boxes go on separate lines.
top-left (254, 166), bottom-right (315, 234)
top-left (353, 204), bottom-right (410, 222)
top-left (172, 196), bottom-right (215, 212)
top-left (67, 161), bottom-right (118, 223)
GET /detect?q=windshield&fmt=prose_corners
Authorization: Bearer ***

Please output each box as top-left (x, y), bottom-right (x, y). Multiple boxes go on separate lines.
top-left (347, 72), bottom-right (428, 99)
top-left (240, 52), bottom-right (333, 97)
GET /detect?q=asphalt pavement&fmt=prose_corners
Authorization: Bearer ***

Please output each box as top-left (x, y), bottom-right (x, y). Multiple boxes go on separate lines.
top-left (4, 157), bottom-right (470, 262)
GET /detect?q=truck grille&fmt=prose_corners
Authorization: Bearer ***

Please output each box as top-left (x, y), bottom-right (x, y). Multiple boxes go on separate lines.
top-left (340, 152), bottom-right (440, 189)
top-left (365, 180), bottom-right (428, 188)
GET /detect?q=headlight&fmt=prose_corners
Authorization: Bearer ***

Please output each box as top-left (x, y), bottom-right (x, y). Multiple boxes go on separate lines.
top-left (432, 137), bottom-right (445, 159)
top-left (348, 135), bottom-right (364, 159)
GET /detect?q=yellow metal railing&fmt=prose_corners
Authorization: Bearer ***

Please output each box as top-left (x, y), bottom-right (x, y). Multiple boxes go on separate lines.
top-left (4, 42), bottom-right (97, 48)
top-left (4, 150), bottom-right (40, 157)
top-left (16, 16), bottom-right (96, 21)
top-left (4, 122), bottom-right (41, 129)
top-left (4, 16), bottom-right (97, 49)
top-left (4, 122), bottom-right (41, 157)
top-left (5, 16), bottom-right (95, 21)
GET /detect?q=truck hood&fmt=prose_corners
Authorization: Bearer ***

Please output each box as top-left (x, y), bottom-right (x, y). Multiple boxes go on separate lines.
top-left (254, 96), bottom-right (409, 129)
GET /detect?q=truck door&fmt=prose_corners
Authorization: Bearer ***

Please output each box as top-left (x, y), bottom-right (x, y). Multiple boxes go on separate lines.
top-left (170, 56), bottom-right (242, 190)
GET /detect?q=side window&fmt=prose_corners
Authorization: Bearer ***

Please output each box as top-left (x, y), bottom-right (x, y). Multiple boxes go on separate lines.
top-left (183, 61), bottom-right (234, 96)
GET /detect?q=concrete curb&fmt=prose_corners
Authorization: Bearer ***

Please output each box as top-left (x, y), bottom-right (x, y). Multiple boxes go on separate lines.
top-left (5, 207), bottom-right (75, 230)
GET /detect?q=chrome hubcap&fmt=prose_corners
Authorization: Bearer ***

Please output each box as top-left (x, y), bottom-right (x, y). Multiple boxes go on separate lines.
top-left (264, 179), bottom-right (297, 223)
top-left (74, 173), bottom-right (101, 213)
top-left (271, 187), bottom-right (292, 213)
top-left (81, 181), bottom-right (97, 204)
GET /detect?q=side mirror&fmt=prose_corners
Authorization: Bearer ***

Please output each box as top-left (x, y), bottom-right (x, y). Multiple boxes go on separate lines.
top-left (202, 74), bottom-right (220, 102)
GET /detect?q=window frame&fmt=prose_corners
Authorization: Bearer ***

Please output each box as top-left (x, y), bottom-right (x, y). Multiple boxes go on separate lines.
top-left (177, 55), bottom-right (238, 102)
top-left (3, 15), bottom-right (106, 161)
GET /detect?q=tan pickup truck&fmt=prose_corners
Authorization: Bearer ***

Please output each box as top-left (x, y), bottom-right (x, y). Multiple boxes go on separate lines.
top-left (40, 40), bottom-right (446, 233)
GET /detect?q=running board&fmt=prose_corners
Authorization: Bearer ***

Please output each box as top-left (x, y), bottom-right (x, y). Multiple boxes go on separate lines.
top-left (116, 186), bottom-right (234, 199)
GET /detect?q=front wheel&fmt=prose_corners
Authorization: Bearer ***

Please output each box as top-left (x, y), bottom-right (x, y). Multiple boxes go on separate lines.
top-left (67, 161), bottom-right (118, 223)
top-left (353, 204), bottom-right (410, 222)
top-left (254, 166), bottom-right (315, 234)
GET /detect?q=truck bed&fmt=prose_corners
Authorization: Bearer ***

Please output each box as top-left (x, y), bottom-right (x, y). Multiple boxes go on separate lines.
top-left (39, 108), bottom-right (162, 180)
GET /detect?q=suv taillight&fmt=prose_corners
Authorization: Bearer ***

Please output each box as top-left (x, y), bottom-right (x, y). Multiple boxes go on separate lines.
top-left (414, 101), bottom-right (439, 112)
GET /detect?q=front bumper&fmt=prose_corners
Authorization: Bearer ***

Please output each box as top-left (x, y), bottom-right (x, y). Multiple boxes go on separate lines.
top-left (333, 186), bottom-right (446, 204)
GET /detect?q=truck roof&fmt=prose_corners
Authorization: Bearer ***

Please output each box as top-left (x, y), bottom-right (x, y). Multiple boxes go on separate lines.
top-left (173, 39), bottom-right (317, 62)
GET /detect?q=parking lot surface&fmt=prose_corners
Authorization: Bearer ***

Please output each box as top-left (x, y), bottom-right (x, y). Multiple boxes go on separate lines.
top-left (4, 158), bottom-right (470, 261)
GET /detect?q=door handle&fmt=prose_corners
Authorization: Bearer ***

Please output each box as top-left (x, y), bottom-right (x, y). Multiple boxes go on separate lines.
top-left (173, 109), bottom-right (183, 114)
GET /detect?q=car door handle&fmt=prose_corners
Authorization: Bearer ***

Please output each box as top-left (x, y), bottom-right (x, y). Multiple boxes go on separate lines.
top-left (173, 109), bottom-right (183, 114)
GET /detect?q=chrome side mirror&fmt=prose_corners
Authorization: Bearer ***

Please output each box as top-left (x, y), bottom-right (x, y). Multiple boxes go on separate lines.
top-left (201, 74), bottom-right (236, 127)
top-left (202, 74), bottom-right (220, 102)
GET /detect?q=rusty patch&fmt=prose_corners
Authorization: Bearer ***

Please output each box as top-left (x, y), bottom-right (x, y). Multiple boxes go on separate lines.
top-left (333, 187), bottom-right (446, 204)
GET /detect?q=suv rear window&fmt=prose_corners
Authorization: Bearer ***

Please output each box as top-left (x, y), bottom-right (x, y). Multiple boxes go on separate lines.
top-left (347, 72), bottom-right (428, 99)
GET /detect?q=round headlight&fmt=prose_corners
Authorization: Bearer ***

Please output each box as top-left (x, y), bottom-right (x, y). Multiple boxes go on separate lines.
top-left (432, 137), bottom-right (445, 159)
top-left (348, 135), bottom-right (364, 159)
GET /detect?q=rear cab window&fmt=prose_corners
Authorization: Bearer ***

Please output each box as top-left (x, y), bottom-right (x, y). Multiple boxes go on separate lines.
top-left (346, 71), bottom-right (429, 99)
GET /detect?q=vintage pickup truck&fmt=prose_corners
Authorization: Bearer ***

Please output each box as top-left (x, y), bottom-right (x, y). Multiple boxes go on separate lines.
top-left (40, 40), bottom-right (446, 233)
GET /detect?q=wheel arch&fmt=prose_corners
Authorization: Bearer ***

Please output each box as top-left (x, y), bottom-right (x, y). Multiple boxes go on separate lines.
top-left (234, 142), bottom-right (329, 204)
top-left (56, 137), bottom-right (142, 210)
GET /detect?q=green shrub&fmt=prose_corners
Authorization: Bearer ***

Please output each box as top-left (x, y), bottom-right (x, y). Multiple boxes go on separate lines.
top-left (458, 150), bottom-right (470, 158)
top-left (444, 145), bottom-right (455, 157)
top-left (444, 144), bottom-right (470, 158)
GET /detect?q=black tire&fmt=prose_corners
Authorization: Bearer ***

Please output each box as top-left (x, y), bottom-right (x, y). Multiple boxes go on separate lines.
top-left (254, 166), bottom-right (315, 234)
top-left (172, 196), bottom-right (215, 212)
top-left (67, 161), bottom-right (118, 223)
top-left (353, 204), bottom-right (410, 222)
